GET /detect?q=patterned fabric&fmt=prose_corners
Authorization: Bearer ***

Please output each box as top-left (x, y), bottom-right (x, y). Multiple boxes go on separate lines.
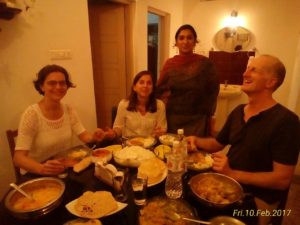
top-left (15, 103), bottom-right (85, 164)
top-left (157, 54), bottom-right (219, 136)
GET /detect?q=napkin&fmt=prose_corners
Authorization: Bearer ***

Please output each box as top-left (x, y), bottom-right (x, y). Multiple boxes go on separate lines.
top-left (94, 162), bottom-right (119, 187)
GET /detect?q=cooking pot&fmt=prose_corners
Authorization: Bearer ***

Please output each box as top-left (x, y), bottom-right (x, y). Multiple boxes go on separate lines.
top-left (4, 177), bottom-right (65, 219)
top-left (188, 172), bottom-right (244, 208)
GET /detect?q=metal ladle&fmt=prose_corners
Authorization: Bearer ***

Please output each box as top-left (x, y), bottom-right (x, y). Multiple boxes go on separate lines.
top-left (10, 183), bottom-right (34, 201)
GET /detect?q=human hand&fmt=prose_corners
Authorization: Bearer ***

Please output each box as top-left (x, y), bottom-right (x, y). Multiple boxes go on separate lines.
top-left (152, 126), bottom-right (166, 137)
top-left (211, 152), bottom-right (232, 175)
top-left (104, 127), bottom-right (117, 140)
top-left (93, 128), bottom-right (105, 142)
top-left (186, 136), bottom-right (198, 152)
top-left (40, 159), bottom-right (65, 175)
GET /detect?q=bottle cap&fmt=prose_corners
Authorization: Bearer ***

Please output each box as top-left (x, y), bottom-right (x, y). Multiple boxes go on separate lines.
top-left (177, 129), bottom-right (184, 135)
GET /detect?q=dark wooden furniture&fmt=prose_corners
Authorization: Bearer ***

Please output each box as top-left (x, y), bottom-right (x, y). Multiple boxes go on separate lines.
top-left (6, 129), bottom-right (20, 179)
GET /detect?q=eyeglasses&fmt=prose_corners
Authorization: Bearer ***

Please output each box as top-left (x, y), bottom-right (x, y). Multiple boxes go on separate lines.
top-left (46, 80), bottom-right (67, 87)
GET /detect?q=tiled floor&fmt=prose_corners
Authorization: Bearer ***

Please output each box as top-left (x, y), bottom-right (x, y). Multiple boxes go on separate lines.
top-left (282, 175), bottom-right (300, 225)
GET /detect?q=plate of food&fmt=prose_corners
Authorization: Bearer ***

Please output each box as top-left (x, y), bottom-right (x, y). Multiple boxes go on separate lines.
top-left (113, 145), bottom-right (156, 167)
top-left (139, 196), bottom-right (197, 225)
top-left (104, 145), bottom-right (122, 153)
top-left (187, 151), bottom-right (213, 171)
top-left (125, 136), bottom-right (156, 148)
top-left (153, 145), bottom-right (172, 160)
top-left (158, 134), bottom-right (178, 146)
top-left (91, 148), bottom-right (113, 163)
top-left (64, 218), bottom-right (102, 225)
top-left (65, 191), bottom-right (127, 219)
top-left (138, 157), bottom-right (168, 187)
top-left (54, 145), bottom-right (91, 167)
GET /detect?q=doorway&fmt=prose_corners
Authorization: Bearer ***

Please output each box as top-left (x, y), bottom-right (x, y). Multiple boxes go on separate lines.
top-left (88, 1), bottom-right (131, 128)
top-left (147, 12), bottom-right (159, 83)
top-left (147, 8), bottom-right (170, 82)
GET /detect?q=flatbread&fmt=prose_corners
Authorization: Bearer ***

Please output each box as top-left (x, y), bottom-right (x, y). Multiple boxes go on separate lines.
top-left (74, 191), bottom-right (118, 218)
top-left (138, 157), bottom-right (166, 184)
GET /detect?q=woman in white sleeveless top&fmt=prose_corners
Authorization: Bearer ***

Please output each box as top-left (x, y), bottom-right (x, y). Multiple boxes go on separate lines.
top-left (14, 65), bottom-right (105, 176)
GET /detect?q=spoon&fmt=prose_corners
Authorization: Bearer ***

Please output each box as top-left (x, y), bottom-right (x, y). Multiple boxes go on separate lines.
top-left (181, 217), bottom-right (211, 224)
top-left (10, 183), bottom-right (34, 201)
top-left (170, 212), bottom-right (211, 225)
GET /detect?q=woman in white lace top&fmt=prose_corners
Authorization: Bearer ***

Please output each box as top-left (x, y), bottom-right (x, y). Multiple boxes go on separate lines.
top-left (14, 65), bottom-right (105, 176)
top-left (107, 70), bottom-right (167, 138)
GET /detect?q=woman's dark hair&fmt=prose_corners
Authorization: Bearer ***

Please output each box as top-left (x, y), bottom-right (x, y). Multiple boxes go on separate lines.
top-left (175, 24), bottom-right (199, 43)
top-left (127, 70), bottom-right (157, 113)
top-left (33, 64), bottom-right (75, 95)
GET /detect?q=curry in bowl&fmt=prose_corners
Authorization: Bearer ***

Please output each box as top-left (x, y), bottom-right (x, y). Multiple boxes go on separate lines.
top-left (5, 177), bottom-right (65, 218)
top-left (189, 173), bottom-right (243, 208)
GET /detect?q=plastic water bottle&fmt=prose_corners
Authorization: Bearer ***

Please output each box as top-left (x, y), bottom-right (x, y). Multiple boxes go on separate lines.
top-left (165, 141), bottom-right (184, 199)
top-left (177, 128), bottom-right (187, 171)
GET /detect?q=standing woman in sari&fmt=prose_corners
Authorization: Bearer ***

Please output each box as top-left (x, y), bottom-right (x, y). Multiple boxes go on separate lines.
top-left (157, 24), bottom-right (219, 136)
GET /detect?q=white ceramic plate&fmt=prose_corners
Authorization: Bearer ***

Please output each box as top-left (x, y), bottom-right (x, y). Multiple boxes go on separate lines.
top-left (148, 167), bottom-right (168, 187)
top-left (158, 134), bottom-right (178, 146)
top-left (126, 136), bottom-right (156, 148)
top-left (187, 151), bottom-right (213, 171)
top-left (65, 199), bottom-right (127, 219)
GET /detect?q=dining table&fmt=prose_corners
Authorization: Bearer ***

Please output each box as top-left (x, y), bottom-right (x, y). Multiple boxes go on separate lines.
top-left (0, 140), bottom-right (258, 225)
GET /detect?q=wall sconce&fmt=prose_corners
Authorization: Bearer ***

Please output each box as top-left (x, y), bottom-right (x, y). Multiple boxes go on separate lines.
top-left (222, 10), bottom-right (244, 28)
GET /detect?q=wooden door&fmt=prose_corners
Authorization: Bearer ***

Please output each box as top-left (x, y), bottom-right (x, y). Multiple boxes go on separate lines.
top-left (88, 3), bottom-right (127, 127)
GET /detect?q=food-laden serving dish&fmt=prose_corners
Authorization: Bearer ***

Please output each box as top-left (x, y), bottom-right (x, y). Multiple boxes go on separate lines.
top-left (138, 157), bottom-right (168, 187)
top-left (91, 148), bottom-right (112, 163)
top-left (188, 173), bottom-right (243, 208)
top-left (104, 145), bottom-right (122, 153)
top-left (158, 134), bottom-right (178, 146)
top-left (209, 216), bottom-right (246, 225)
top-left (154, 145), bottom-right (172, 160)
top-left (139, 196), bottom-right (197, 225)
top-left (4, 177), bottom-right (65, 219)
top-left (65, 191), bottom-right (127, 219)
top-left (126, 136), bottom-right (156, 148)
top-left (113, 146), bottom-right (156, 167)
top-left (64, 218), bottom-right (102, 225)
top-left (187, 151), bottom-right (213, 171)
top-left (54, 145), bottom-right (91, 167)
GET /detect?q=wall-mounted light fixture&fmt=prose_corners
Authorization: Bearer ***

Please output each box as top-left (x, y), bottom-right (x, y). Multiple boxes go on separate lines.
top-left (222, 10), bottom-right (245, 28)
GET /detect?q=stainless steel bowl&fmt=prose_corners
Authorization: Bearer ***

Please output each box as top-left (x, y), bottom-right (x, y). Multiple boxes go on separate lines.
top-left (188, 172), bottom-right (243, 208)
top-left (210, 216), bottom-right (246, 225)
top-left (4, 177), bottom-right (65, 219)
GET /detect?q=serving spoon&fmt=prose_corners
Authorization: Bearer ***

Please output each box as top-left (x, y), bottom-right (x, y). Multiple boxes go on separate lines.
top-left (10, 183), bottom-right (34, 201)
top-left (168, 211), bottom-right (210, 224)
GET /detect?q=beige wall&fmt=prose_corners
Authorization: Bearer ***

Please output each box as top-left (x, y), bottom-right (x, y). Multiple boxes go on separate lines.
top-left (181, 0), bottom-right (300, 110)
top-left (0, 0), bottom-right (97, 199)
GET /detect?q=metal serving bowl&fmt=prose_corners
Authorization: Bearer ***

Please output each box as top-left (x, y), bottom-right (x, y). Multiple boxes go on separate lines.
top-left (4, 177), bottom-right (65, 219)
top-left (188, 172), bottom-right (243, 208)
top-left (209, 216), bottom-right (246, 225)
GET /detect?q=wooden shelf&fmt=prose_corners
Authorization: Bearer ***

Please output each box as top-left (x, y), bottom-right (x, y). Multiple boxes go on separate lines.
top-left (0, 2), bottom-right (22, 20)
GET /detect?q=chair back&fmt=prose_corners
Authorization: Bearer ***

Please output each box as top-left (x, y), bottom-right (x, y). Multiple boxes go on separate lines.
top-left (6, 129), bottom-right (20, 179)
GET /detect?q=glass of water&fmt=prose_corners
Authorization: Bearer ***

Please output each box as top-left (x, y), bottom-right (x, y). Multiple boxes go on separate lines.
top-left (131, 174), bottom-right (148, 205)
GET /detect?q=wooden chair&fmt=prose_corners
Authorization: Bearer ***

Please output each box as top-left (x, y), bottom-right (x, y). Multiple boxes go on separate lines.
top-left (6, 129), bottom-right (20, 179)
top-left (111, 106), bottom-right (118, 126)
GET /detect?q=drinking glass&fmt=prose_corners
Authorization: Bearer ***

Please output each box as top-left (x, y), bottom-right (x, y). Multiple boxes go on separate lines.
top-left (112, 170), bottom-right (128, 202)
top-left (131, 174), bottom-right (148, 205)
